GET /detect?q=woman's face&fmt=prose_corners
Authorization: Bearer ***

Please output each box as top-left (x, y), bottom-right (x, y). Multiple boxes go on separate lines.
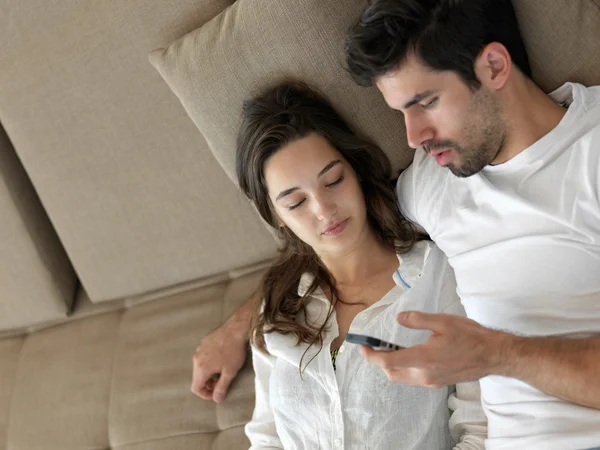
top-left (264, 133), bottom-right (369, 256)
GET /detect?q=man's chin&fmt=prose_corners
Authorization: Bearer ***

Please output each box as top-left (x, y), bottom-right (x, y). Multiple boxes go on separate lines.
top-left (447, 162), bottom-right (483, 178)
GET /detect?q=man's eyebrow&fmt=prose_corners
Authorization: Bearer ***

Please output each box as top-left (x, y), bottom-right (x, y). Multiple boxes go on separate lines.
top-left (403, 90), bottom-right (438, 109)
top-left (275, 160), bottom-right (342, 202)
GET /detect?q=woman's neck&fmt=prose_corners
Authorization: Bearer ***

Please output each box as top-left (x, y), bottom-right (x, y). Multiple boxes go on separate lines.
top-left (319, 229), bottom-right (397, 287)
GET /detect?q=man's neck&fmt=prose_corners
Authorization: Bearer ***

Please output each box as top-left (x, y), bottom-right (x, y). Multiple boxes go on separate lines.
top-left (492, 77), bottom-right (567, 165)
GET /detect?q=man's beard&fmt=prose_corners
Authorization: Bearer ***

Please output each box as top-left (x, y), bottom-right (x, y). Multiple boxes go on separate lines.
top-left (426, 92), bottom-right (507, 178)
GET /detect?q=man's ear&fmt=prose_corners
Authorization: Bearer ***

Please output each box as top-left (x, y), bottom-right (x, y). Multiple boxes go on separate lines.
top-left (474, 42), bottom-right (512, 91)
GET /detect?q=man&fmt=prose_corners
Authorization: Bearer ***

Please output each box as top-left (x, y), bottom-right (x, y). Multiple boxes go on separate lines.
top-left (193, 0), bottom-right (600, 448)
top-left (342, 1), bottom-right (600, 448)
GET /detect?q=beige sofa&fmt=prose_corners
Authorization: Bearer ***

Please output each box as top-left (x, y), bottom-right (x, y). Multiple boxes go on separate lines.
top-left (0, 0), bottom-right (598, 449)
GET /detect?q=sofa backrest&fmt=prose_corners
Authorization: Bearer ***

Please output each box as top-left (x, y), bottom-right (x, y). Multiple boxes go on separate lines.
top-left (0, 0), bottom-right (279, 306)
top-left (0, 124), bottom-right (76, 330)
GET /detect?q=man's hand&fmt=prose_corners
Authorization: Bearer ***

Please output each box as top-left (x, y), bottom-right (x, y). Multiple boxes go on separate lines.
top-left (191, 322), bottom-right (249, 402)
top-left (360, 311), bottom-right (506, 387)
top-left (360, 310), bottom-right (600, 408)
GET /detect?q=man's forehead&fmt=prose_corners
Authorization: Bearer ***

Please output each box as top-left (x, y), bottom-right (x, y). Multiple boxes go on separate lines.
top-left (376, 73), bottom-right (441, 109)
top-left (375, 60), bottom-right (456, 109)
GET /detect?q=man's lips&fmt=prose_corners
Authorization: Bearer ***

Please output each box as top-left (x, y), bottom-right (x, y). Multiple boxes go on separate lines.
top-left (427, 148), bottom-right (450, 157)
top-left (427, 148), bottom-right (453, 166)
top-left (322, 219), bottom-right (348, 236)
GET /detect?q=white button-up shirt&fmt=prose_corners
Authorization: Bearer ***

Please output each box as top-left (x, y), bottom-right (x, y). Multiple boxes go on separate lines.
top-left (246, 241), bottom-right (487, 450)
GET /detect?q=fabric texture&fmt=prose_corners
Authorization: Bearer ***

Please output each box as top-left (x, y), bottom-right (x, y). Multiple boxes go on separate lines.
top-left (7, 312), bottom-right (121, 450)
top-left (149, 0), bottom-right (413, 182)
top-left (246, 241), bottom-right (487, 450)
top-left (512, 0), bottom-right (600, 92)
top-left (0, 337), bottom-right (24, 447)
top-left (397, 83), bottom-right (600, 450)
top-left (0, 124), bottom-right (76, 331)
top-left (1, 267), bottom-right (265, 450)
top-left (0, 0), bottom-right (278, 303)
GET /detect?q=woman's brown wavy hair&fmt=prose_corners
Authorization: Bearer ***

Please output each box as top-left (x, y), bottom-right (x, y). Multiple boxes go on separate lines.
top-left (236, 81), bottom-right (424, 369)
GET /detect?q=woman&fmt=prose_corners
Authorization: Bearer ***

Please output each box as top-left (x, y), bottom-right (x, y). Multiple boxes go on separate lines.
top-left (237, 81), bottom-right (486, 449)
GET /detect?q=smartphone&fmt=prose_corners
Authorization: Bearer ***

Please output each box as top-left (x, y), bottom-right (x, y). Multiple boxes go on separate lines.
top-left (345, 333), bottom-right (404, 351)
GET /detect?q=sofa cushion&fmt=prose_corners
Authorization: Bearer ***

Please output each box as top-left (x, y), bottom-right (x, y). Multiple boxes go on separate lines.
top-left (109, 280), bottom-right (255, 447)
top-left (149, 0), bottom-right (412, 182)
top-left (0, 337), bottom-right (24, 447)
top-left (3, 266), bottom-right (265, 449)
top-left (0, 124), bottom-right (77, 331)
top-left (112, 428), bottom-right (249, 450)
top-left (150, 0), bottom-right (600, 185)
top-left (6, 312), bottom-right (121, 450)
top-left (0, 0), bottom-right (278, 303)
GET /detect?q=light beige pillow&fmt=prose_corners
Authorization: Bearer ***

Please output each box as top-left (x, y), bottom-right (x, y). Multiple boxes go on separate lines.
top-left (149, 0), bottom-right (411, 182)
top-left (149, 0), bottom-right (600, 183)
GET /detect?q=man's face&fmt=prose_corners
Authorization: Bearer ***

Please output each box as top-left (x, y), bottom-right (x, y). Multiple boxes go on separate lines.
top-left (375, 54), bottom-right (507, 177)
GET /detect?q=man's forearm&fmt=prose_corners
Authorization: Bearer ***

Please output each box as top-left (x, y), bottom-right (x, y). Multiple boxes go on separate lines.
top-left (223, 289), bottom-right (258, 342)
top-left (494, 333), bottom-right (600, 408)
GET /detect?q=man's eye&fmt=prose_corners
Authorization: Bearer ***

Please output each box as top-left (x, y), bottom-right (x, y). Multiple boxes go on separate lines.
top-left (326, 176), bottom-right (344, 188)
top-left (287, 199), bottom-right (305, 211)
top-left (422, 97), bottom-right (439, 108)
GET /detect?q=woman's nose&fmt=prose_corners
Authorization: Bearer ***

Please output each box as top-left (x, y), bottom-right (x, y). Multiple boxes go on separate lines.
top-left (312, 194), bottom-right (336, 221)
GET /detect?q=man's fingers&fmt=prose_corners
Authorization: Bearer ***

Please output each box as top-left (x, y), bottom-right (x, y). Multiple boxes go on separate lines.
top-left (397, 311), bottom-right (449, 332)
top-left (197, 387), bottom-right (214, 400)
top-left (359, 345), bottom-right (408, 371)
top-left (359, 346), bottom-right (443, 387)
top-left (191, 372), bottom-right (213, 398)
top-left (359, 345), bottom-right (388, 367)
top-left (359, 344), bottom-right (426, 369)
top-left (191, 352), bottom-right (218, 397)
top-left (213, 371), bottom-right (235, 403)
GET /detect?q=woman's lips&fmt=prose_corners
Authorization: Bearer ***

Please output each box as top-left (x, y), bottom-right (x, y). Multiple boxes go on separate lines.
top-left (322, 219), bottom-right (349, 236)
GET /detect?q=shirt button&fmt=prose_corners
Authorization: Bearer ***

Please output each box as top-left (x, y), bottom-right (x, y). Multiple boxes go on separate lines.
top-left (334, 438), bottom-right (342, 447)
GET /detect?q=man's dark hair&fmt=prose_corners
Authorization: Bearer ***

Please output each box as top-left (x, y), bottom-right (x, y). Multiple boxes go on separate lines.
top-left (345, 0), bottom-right (532, 88)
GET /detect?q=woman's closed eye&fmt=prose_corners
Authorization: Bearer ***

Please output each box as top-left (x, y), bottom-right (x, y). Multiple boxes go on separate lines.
top-left (287, 199), bottom-right (305, 211)
top-left (285, 176), bottom-right (343, 210)
top-left (326, 176), bottom-right (344, 188)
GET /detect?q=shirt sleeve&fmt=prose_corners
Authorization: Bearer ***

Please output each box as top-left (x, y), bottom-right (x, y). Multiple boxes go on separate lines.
top-left (448, 381), bottom-right (488, 450)
top-left (245, 346), bottom-right (284, 450)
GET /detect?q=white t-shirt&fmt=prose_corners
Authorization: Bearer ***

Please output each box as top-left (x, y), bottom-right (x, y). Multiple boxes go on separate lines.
top-left (397, 82), bottom-right (600, 450)
top-left (246, 241), bottom-right (487, 450)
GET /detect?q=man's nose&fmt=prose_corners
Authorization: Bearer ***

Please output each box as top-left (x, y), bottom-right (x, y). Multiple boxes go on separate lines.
top-left (405, 113), bottom-right (434, 149)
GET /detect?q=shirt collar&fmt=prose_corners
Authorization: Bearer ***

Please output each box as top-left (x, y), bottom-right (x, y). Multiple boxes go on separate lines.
top-left (393, 240), bottom-right (432, 290)
top-left (297, 240), bottom-right (433, 300)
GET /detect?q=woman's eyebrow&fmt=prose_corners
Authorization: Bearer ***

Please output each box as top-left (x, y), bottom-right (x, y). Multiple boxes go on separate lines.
top-left (276, 159), bottom-right (342, 202)
top-left (276, 187), bottom-right (299, 201)
top-left (318, 160), bottom-right (342, 178)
